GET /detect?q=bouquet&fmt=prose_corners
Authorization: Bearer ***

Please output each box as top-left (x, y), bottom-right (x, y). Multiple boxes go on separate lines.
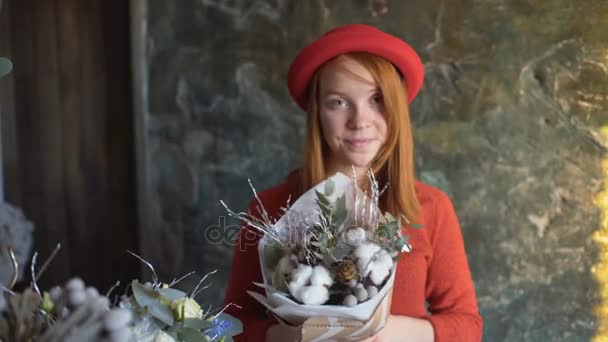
top-left (0, 246), bottom-right (242, 342)
top-left (223, 171), bottom-right (421, 340)
top-left (116, 252), bottom-right (243, 342)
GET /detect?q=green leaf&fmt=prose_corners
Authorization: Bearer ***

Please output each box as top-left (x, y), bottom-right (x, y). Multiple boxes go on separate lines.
top-left (263, 242), bottom-right (283, 269)
top-left (131, 280), bottom-right (175, 326)
top-left (183, 317), bottom-right (209, 330)
top-left (384, 212), bottom-right (396, 222)
top-left (178, 327), bottom-right (207, 342)
top-left (158, 287), bottom-right (187, 301)
top-left (271, 267), bottom-right (288, 291)
top-left (333, 194), bottom-right (347, 229)
top-left (328, 244), bottom-right (351, 261)
top-left (153, 330), bottom-right (179, 342)
top-left (315, 190), bottom-right (331, 206)
top-left (324, 179), bottom-right (335, 196)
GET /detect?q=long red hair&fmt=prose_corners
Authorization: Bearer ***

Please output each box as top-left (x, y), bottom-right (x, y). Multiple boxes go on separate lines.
top-left (300, 52), bottom-right (421, 223)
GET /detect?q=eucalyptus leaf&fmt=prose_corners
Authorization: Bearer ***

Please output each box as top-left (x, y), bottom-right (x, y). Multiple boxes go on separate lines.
top-left (178, 327), bottom-right (207, 342)
top-left (158, 287), bottom-right (187, 301)
top-left (263, 242), bottom-right (283, 269)
top-left (153, 330), bottom-right (178, 342)
top-left (324, 179), bottom-right (335, 196)
top-left (329, 244), bottom-right (351, 261)
top-left (271, 267), bottom-right (288, 292)
top-left (333, 194), bottom-right (347, 229)
top-left (132, 280), bottom-right (175, 326)
top-left (384, 212), bottom-right (395, 221)
top-left (183, 317), bottom-right (209, 330)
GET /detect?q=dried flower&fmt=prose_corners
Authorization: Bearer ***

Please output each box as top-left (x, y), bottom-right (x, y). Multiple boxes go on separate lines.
top-left (170, 297), bottom-right (203, 321)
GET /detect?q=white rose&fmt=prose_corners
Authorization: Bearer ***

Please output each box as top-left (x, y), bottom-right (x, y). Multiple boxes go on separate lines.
top-left (170, 297), bottom-right (203, 321)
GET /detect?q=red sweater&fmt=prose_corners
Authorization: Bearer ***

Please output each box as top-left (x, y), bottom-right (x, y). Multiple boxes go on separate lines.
top-left (224, 172), bottom-right (482, 341)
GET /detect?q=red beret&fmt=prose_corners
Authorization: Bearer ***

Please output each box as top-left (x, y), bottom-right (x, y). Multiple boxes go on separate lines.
top-left (287, 24), bottom-right (424, 110)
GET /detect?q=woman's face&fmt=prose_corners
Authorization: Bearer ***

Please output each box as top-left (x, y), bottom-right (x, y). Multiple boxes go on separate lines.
top-left (318, 56), bottom-right (388, 174)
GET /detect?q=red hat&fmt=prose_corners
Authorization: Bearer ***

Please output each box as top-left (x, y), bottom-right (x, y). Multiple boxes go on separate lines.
top-left (287, 24), bottom-right (424, 110)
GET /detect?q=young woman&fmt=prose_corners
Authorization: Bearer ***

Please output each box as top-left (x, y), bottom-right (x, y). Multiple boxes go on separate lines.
top-left (224, 24), bottom-right (482, 342)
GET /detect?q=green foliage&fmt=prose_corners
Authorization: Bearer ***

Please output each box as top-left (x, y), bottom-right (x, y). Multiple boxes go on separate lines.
top-left (310, 181), bottom-right (348, 263)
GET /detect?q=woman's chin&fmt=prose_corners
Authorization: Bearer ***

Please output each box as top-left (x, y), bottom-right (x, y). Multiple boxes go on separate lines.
top-left (341, 155), bottom-right (377, 170)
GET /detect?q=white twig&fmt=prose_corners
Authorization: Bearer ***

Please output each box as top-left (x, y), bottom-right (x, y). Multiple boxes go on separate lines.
top-left (30, 252), bottom-right (40, 295)
top-left (169, 271), bottom-right (196, 287)
top-left (190, 270), bottom-right (218, 298)
top-left (127, 250), bottom-right (159, 288)
top-left (211, 302), bottom-right (242, 320)
top-left (220, 200), bottom-right (282, 244)
top-left (105, 280), bottom-right (121, 298)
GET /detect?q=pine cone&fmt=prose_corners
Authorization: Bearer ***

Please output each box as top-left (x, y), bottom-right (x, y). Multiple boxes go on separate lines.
top-left (336, 259), bottom-right (358, 285)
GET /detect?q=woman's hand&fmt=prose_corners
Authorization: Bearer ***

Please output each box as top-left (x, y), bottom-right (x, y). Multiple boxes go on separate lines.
top-left (358, 314), bottom-right (434, 342)
top-left (359, 323), bottom-right (388, 342)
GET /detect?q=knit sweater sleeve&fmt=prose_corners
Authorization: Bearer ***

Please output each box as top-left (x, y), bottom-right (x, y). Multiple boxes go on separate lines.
top-left (425, 192), bottom-right (483, 342)
top-left (223, 200), bottom-right (276, 342)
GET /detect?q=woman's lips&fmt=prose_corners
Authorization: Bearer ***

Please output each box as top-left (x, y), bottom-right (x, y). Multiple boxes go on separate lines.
top-left (344, 138), bottom-right (374, 149)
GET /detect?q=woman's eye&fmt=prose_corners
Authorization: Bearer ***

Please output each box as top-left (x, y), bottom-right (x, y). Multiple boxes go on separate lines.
top-left (328, 98), bottom-right (347, 108)
top-left (371, 93), bottom-right (383, 104)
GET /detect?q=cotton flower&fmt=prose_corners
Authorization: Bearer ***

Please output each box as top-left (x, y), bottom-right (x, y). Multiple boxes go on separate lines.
top-left (369, 265), bottom-right (390, 285)
top-left (375, 249), bottom-right (393, 270)
top-left (345, 227), bottom-right (367, 246)
top-left (354, 242), bottom-right (381, 275)
top-left (310, 265), bottom-right (333, 287)
top-left (368, 249), bottom-right (393, 285)
top-left (354, 243), bottom-right (393, 285)
top-left (288, 264), bottom-right (331, 305)
top-left (290, 264), bottom-right (313, 285)
top-left (296, 285), bottom-right (329, 305)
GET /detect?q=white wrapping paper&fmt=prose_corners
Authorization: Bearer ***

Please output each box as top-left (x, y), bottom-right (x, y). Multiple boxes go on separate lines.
top-left (247, 173), bottom-right (395, 326)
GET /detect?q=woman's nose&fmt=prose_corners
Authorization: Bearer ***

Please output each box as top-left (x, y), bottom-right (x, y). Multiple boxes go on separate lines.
top-left (347, 105), bottom-right (372, 129)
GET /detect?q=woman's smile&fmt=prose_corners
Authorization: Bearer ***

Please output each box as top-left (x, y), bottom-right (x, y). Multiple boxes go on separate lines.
top-left (343, 138), bottom-right (375, 150)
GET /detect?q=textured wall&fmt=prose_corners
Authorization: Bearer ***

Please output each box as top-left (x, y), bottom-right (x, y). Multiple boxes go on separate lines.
top-left (134, 1), bottom-right (608, 340)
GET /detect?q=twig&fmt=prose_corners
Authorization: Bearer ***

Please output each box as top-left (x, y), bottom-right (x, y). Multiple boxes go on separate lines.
top-left (105, 280), bottom-right (121, 298)
top-left (0, 284), bottom-right (15, 296)
top-left (7, 245), bottom-right (18, 290)
top-left (190, 270), bottom-right (217, 299)
top-left (30, 252), bottom-right (41, 294)
top-left (127, 250), bottom-right (159, 288)
top-left (168, 271), bottom-right (196, 287)
top-left (35, 243), bottom-right (62, 282)
top-left (211, 302), bottom-right (242, 320)
top-left (219, 201), bottom-right (282, 244)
